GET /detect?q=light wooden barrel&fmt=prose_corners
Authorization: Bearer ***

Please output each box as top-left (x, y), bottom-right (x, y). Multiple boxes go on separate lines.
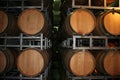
top-left (17, 48), bottom-right (49, 77)
top-left (0, 11), bottom-right (19, 36)
top-left (94, 10), bottom-right (120, 36)
top-left (18, 8), bottom-right (49, 36)
top-left (0, 49), bottom-right (16, 74)
top-left (96, 50), bottom-right (120, 76)
top-left (64, 9), bottom-right (96, 36)
top-left (64, 50), bottom-right (96, 76)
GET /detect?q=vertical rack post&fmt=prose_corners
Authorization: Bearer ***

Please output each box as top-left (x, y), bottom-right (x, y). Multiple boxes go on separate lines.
top-left (40, 33), bottom-right (43, 50)
top-left (104, 0), bottom-right (107, 7)
top-left (73, 35), bottom-right (76, 49)
top-left (88, 0), bottom-right (91, 6)
top-left (119, 0), bottom-right (120, 7)
top-left (21, 0), bottom-right (24, 11)
top-left (72, 0), bottom-right (75, 8)
top-left (20, 33), bottom-right (23, 50)
top-left (41, 0), bottom-right (44, 10)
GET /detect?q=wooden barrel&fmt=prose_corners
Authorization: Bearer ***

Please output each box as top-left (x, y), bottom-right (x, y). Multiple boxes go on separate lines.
top-left (0, 48), bottom-right (17, 74)
top-left (95, 50), bottom-right (120, 76)
top-left (17, 48), bottom-right (49, 77)
top-left (0, 11), bottom-right (19, 36)
top-left (64, 50), bottom-right (96, 76)
top-left (18, 8), bottom-right (49, 36)
top-left (64, 9), bottom-right (96, 36)
top-left (94, 10), bottom-right (120, 36)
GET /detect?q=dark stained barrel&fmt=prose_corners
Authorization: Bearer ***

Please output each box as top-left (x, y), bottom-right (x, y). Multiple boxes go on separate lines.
top-left (0, 11), bottom-right (19, 36)
top-left (0, 48), bottom-right (17, 74)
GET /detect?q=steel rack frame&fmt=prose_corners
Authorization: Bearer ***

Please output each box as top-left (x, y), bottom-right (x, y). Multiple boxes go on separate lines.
top-left (0, 0), bottom-right (52, 25)
top-left (0, 33), bottom-right (52, 50)
top-left (0, 0), bottom-right (44, 11)
top-left (72, 0), bottom-right (120, 10)
top-left (0, 33), bottom-right (52, 80)
top-left (62, 35), bottom-right (120, 50)
top-left (65, 70), bottom-right (120, 80)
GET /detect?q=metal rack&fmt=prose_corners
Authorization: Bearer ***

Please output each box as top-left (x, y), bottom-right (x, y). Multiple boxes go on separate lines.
top-left (0, 33), bottom-right (52, 50)
top-left (66, 70), bottom-right (120, 80)
top-left (0, 0), bottom-right (52, 79)
top-left (72, 0), bottom-right (120, 10)
top-left (62, 35), bottom-right (120, 50)
top-left (0, 33), bottom-right (52, 80)
top-left (0, 0), bottom-right (44, 10)
top-left (62, 36), bottom-right (120, 80)
top-left (0, 0), bottom-right (52, 25)
top-left (62, 0), bottom-right (120, 79)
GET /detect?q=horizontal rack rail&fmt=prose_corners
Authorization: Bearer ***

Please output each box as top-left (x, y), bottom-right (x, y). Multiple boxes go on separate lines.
top-left (62, 35), bottom-right (120, 50)
top-left (66, 70), bottom-right (120, 80)
top-left (0, 33), bottom-right (52, 50)
top-left (72, 0), bottom-right (120, 10)
top-left (0, 0), bottom-right (44, 10)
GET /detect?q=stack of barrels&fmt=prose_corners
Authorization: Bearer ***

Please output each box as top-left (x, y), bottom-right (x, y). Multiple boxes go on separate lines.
top-left (0, 1), bottom-right (52, 77)
top-left (60, 0), bottom-right (120, 77)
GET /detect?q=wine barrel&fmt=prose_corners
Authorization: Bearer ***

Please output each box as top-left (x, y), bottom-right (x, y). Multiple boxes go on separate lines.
top-left (0, 11), bottom-right (19, 36)
top-left (94, 10), bottom-right (120, 36)
top-left (17, 48), bottom-right (49, 77)
top-left (96, 50), bottom-right (120, 76)
top-left (64, 9), bottom-right (96, 36)
top-left (0, 48), bottom-right (17, 74)
top-left (18, 8), bottom-right (49, 36)
top-left (64, 50), bottom-right (96, 76)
